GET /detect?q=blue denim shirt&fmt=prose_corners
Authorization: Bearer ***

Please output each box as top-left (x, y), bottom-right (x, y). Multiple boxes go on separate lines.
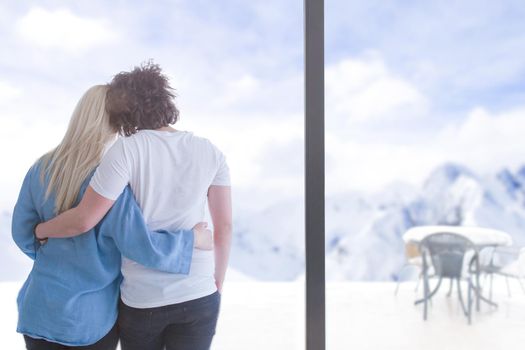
top-left (11, 162), bottom-right (194, 346)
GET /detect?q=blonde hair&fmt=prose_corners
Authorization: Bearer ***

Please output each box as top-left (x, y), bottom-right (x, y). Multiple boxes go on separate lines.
top-left (40, 85), bottom-right (116, 214)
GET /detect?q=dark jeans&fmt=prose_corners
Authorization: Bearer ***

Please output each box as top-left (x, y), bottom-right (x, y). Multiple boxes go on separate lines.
top-left (118, 291), bottom-right (221, 350)
top-left (24, 322), bottom-right (118, 350)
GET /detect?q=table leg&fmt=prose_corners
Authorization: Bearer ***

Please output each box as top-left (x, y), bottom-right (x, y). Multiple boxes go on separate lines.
top-left (476, 263), bottom-right (481, 311)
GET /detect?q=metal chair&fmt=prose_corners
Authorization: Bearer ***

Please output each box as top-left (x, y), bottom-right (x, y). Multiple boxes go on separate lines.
top-left (481, 246), bottom-right (525, 300)
top-left (416, 232), bottom-right (479, 324)
top-left (394, 242), bottom-right (424, 296)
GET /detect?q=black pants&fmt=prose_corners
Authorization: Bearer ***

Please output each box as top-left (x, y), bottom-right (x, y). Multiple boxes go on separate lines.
top-left (118, 291), bottom-right (221, 350)
top-left (24, 322), bottom-right (118, 350)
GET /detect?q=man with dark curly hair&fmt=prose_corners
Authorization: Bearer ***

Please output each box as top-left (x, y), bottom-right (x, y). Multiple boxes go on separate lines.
top-left (106, 62), bottom-right (181, 136)
top-left (36, 62), bottom-right (233, 350)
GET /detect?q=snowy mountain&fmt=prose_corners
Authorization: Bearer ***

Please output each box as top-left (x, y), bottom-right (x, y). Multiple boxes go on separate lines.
top-left (231, 162), bottom-right (525, 281)
top-left (3, 162), bottom-right (525, 283)
top-left (325, 163), bottom-right (525, 281)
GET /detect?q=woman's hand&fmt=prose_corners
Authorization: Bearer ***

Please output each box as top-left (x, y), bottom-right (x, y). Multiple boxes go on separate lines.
top-left (192, 222), bottom-right (213, 250)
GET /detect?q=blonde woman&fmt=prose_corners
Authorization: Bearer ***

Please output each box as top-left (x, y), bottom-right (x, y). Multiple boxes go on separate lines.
top-left (12, 85), bottom-right (212, 350)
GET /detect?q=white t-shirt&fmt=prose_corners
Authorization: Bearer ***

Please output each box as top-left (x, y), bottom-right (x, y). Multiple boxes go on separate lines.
top-left (90, 129), bottom-right (230, 308)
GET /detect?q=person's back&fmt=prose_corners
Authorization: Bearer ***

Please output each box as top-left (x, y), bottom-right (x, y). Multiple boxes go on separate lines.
top-left (92, 129), bottom-right (230, 306)
top-left (13, 162), bottom-right (122, 346)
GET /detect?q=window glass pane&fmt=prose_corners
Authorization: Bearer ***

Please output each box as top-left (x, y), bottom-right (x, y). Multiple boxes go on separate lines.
top-left (326, 1), bottom-right (525, 349)
top-left (0, 2), bottom-right (305, 349)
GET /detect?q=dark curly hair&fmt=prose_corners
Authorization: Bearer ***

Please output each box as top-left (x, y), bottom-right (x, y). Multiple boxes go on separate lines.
top-left (106, 61), bottom-right (179, 136)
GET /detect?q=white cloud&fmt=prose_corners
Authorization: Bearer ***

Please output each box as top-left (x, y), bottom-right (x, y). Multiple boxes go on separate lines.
top-left (325, 134), bottom-right (444, 194)
top-left (0, 81), bottom-right (21, 105)
top-left (322, 54), bottom-right (525, 194)
top-left (16, 7), bottom-right (117, 52)
top-left (216, 74), bottom-right (261, 107)
top-left (324, 105), bottom-right (525, 195)
top-left (436, 107), bottom-right (525, 172)
top-left (326, 54), bottom-right (427, 125)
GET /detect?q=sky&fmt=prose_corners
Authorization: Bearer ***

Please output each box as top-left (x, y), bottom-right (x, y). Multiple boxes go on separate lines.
top-left (1, 0), bottom-right (525, 211)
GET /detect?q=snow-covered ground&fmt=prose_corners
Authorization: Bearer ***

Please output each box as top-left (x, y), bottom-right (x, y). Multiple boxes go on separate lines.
top-left (2, 280), bottom-right (525, 350)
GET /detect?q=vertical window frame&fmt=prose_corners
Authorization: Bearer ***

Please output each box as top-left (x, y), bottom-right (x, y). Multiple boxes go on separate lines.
top-left (304, 1), bottom-right (325, 350)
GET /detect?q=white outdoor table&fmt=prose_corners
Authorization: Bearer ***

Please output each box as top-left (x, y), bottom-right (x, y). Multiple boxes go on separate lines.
top-left (403, 225), bottom-right (513, 248)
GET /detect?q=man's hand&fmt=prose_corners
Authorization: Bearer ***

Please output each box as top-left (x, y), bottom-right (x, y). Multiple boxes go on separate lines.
top-left (34, 223), bottom-right (45, 240)
top-left (215, 279), bottom-right (223, 294)
top-left (192, 222), bottom-right (213, 250)
top-left (33, 186), bottom-right (115, 239)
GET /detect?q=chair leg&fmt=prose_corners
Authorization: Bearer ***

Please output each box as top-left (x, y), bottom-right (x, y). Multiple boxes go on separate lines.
top-left (467, 278), bottom-right (473, 325)
top-left (518, 277), bottom-right (525, 295)
top-left (394, 280), bottom-right (401, 296)
top-left (505, 276), bottom-right (512, 297)
top-left (475, 264), bottom-right (481, 312)
top-left (395, 265), bottom-right (422, 296)
top-left (394, 265), bottom-right (407, 296)
top-left (423, 262), bottom-right (429, 321)
top-left (489, 273), bottom-right (494, 302)
top-left (457, 278), bottom-right (467, 317)
top-left (446, 278), bottom-right (453, 297)
top-left (424, 277), bottom-right (429, 320)
top-left (414, 272), bottom-right (422, 294)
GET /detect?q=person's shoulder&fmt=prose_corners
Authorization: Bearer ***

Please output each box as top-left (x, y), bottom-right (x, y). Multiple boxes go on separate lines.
top-left (105, 134), bottom-right (138, 154)
top-left (30, 158), bottom-right (44, 174)
top-left (117, 132), bottom-right (141, 145)
top-left (18, 158), bottom-right (49, 197)
top-left (188, 132), bottom-right (210, 145)
top-left (128, 130), bottom-right (172, 144)
top-left (128, 130), bottom-right (149, 139)
top-left (116, 130), bottom-right (159, 145)
top-left (186, 132), bottom-right (223, 152)
top-left (27, 157), bottom-right (48, 183)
